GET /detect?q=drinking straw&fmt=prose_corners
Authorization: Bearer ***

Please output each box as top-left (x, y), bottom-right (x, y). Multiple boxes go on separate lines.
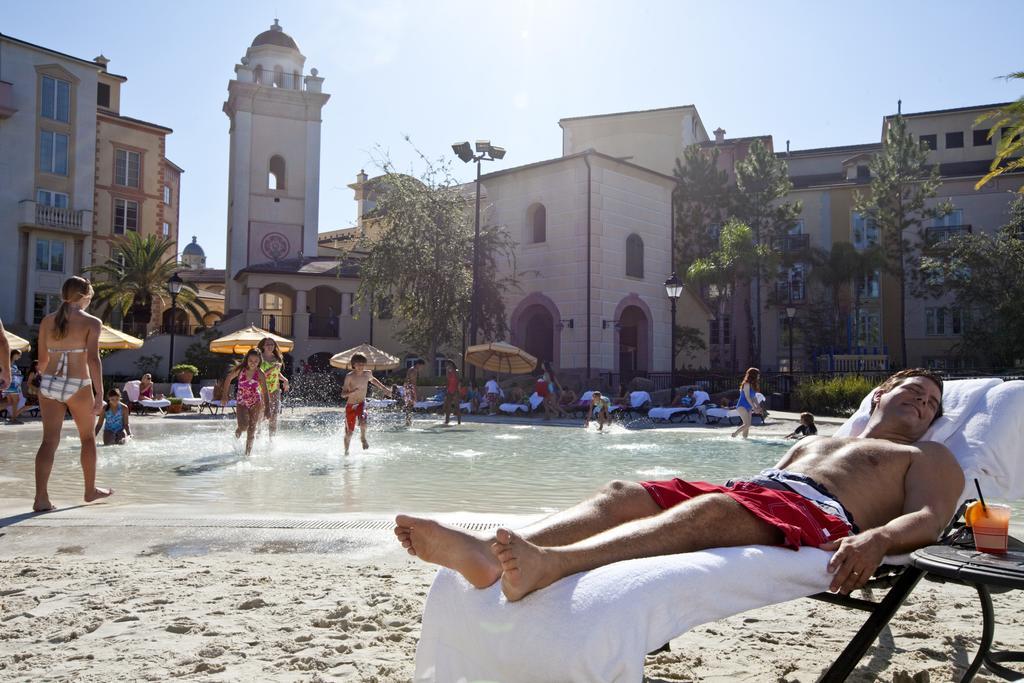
top-left (974, 478), bottom-right (987, 511)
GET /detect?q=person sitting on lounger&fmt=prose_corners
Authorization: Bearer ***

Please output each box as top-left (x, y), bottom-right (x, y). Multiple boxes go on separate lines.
top-left (394, 368), bottom-right (963, 602)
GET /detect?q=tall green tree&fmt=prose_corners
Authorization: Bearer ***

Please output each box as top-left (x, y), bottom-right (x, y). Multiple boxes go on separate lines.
top-left (733, 139), bottom-right (802, 367)
top-left (687, 220), bottom-right (771, 371)
top-left (86, 232), bottom-right (206, 332)
top-left (356, 149), bottom-right (517, 374)
top-left (806, 242), bottom-right (888, 352)
top-left (672, 144), bottom-right (733, 275)
top-left (976, 71), bottom-right (1024, 192)
top-left (916, 195), bottom-right (1024, 367)
top-left (853, 115), bottom-right (950, 367)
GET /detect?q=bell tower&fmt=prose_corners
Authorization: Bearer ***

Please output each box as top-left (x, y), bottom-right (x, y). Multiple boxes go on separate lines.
top-left (222, 19), bottom-right (329, 310)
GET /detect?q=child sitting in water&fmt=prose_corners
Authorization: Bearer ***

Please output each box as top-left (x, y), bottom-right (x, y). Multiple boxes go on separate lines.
top-left (95, 388), bottom-right (132, 445)
top-left (585, 390), bottom-right (611, 431)
top-left (786, 412), bottom-right (818, 439)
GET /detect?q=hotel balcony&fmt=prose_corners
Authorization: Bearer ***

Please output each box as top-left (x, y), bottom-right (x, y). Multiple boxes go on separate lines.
top-left (0, 81), bottom-right (16, 119)
top-left (924, 224), bottom-right (972, 252)
top-left (18, 200), bottom-right (92, 234)
top-left (773, 234), bottom-right (810, 252)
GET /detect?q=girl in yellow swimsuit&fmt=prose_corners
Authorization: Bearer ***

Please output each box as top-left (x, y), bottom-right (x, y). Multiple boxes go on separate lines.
top-left (258, 337), bottom-right (289, 439)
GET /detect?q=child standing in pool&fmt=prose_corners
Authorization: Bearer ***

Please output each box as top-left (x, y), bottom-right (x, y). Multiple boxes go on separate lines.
top-left (403, 358), bottom-right (425, 427)
top-left (442, 360), bottom-right (461, 426)
top-left (94, 387), bottom-right (131, 445)
top-left (341, 353), bottom-right (393, 455)
top-left (223, 349), bottom-right (270, 456)
top-left (258, 337), bottom-right (289, 440)
top-left (585, 390), bottom-right (611, 431)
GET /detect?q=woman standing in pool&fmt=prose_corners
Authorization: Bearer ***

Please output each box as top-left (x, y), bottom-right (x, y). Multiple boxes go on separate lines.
top-left (33, 275), bottom-right (113, 512)
top-left (258, 337), bottom-right (289, 439)
top-left (731, 367), bottom-right (761, 440)
top-left (222, 349), bottom-right (270, 456)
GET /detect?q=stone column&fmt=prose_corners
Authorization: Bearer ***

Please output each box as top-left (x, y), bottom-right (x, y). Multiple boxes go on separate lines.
top-left (293, 290), bottom-right (309, 355)
top-left (246, 287), bottom-right (261, 326)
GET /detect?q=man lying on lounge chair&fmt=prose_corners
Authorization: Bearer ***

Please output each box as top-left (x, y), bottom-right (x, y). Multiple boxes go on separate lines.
top-left (395, 369), bottom-right (963, 602)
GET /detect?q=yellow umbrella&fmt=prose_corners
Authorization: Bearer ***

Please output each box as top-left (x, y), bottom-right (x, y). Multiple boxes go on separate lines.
top-left (465, 342), bottom-right (538, 375)
top-left (4, 329), bottom-right (31, 353)
top-left (98, 325), bottom-right (144, 350)
top-left (330, 343), bottom-right (401, 371)
top-left (209, 325), bottom-right (294, 355)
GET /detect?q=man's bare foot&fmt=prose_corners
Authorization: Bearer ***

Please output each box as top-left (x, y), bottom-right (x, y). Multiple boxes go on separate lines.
top-left (393, 515), bottom-right (501, 589)
top-left (491, 528), bottom-right (564, 602)
top-left (33, 499), bottom-right (57, 512)
top-left (361, 436), bottom-right (369, 450)
top-left (84, 487), bottom-right (113, 503)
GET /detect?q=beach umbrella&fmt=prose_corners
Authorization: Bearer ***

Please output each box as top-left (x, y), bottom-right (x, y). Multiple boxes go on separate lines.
top-left (4, 329), bottom-right (31, 353)
top-left (465, 342), bottom-right (538, 375)
top-left (209, 325), bottom-right (294, 355)
top-left (98, 325), bottom-right (144, 350)
top-left (329, 343), bottom-right (401, 371)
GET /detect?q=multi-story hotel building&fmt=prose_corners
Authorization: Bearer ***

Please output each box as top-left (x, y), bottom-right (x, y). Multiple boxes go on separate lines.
top-left (0, 33), bottom-right (180, 334)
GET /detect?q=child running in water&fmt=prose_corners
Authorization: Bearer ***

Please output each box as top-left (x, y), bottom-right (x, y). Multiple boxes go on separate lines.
top-left (223, 349), bottom-right (270, 456)
top-left (403, 358), bottom-right (425, 427)
top-left (341, 353), bottom-right (393, 455)
top-left (585, 390), bottom-right (611, 431)
top-left (94, 388), bottom-right (131, 445)
top-left (442, 360), bottom-right (461, 426)
top-left (258, 337), bottom-right (289, 440)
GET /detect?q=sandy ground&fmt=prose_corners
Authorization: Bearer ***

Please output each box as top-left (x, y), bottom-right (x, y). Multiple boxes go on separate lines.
top-left (2, 414), bottom-right (1022, 681)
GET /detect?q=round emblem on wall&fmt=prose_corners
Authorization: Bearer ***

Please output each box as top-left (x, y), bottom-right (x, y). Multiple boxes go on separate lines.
top-left (261, 232), bottom-right (290, 261)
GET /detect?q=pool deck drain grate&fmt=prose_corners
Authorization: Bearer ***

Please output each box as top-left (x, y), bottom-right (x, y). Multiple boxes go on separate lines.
top-left (12, 516), bottom-right (502, 532)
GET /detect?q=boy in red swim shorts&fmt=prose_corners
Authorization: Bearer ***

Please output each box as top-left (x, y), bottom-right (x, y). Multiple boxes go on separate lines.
top-left (341, 353), bottom-right (393, 455)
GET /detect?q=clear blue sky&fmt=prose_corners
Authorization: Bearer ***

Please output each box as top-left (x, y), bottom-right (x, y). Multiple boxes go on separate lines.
top-left (6, 0), bottom-right (1022, 268)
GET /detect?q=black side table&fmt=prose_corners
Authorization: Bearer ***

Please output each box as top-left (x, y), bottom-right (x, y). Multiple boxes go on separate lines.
top-left (910, 534), bottom-right (1024, 682)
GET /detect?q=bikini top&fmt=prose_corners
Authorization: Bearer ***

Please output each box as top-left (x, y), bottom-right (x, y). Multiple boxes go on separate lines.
top-left (48, 348), bottom-right (87, 378)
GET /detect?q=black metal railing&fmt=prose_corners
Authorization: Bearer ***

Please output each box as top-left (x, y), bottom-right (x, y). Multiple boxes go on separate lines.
top-left (308, 315), bottom-right (338, 338)
top-left (159, 323), bottom-right (204, 336)
top-left (780, 234), bottom-right (810, 251)
top-left (925, 224), bottom-right (972, 249)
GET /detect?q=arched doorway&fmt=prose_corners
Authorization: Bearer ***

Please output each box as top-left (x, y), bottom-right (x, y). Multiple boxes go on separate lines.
top-left (618, 305), bottom-right (650, 378)
top-left (522, 305), bottom-right (554, 368)
top-left (162, 307), bottom-right (189, 336)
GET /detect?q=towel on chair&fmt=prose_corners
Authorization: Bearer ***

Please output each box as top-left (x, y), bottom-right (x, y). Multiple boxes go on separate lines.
top-left (414, 547), bottom-right (834, 683)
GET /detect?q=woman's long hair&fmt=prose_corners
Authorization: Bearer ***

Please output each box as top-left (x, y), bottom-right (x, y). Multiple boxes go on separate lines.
top-left (54, 276), bottom-right (93, 340)
top-left (234, 348), bottom-right (262, 377)
top-left (259, 337), bottom-right (283, 363)
top-left (740, 367), bottom-right (760, 393)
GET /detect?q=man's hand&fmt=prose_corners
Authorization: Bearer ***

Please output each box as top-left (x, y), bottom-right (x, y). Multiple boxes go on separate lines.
top-left (820, 529), bottom-right (891, 594)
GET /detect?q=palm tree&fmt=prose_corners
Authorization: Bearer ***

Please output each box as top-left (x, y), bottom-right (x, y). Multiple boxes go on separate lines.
top-left (86, 233), bottom-right (207, 334)
top-left (808, 242), bottom-right (888, 353)
top-left (976, 71), bottom-right (1024, 192)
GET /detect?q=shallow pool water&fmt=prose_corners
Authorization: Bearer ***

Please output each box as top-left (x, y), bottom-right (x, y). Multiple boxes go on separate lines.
top-left (0, 412), bottom-right (793, 515)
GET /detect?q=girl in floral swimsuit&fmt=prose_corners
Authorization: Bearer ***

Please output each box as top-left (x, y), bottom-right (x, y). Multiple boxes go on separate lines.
top-left (223, 349), bottom-right (270, 456)
top-left (258, 337), bottom-right (289, 440)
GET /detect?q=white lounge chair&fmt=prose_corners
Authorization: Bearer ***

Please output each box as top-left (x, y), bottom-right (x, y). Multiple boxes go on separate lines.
top-left (170, 382), bottom-right (205, 409)
top-left (198, 385), bottom-right (236, 415)
top-left (123, 380), bottom-right (171, 414)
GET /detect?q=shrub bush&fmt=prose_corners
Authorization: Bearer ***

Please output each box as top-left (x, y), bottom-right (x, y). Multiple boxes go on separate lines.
top-left (793, 375), bottom-right (877, 417)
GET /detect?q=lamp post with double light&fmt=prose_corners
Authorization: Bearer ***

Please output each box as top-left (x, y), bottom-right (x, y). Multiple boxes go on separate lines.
top-left (664, 272), bottom-right (684, 403)
top-left (452, 140), bottom-right (506, 382)
top-left (167, 272), bottom-right (183, 382)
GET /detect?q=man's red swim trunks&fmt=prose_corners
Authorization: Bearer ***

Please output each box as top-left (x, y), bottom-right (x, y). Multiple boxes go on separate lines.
top-left (640, 477), bottom-right (852, 550)
top-left (345, 402), bottom-right (366, 433)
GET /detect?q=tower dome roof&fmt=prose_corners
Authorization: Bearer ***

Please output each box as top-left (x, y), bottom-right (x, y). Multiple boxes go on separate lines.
top-left (182, 236), bottom-right (205, 256)
top-left (251, 19), bottom-right (299, 51)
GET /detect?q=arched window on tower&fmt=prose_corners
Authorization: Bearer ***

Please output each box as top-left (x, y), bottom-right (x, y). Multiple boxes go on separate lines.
top-left (269, 155), bottom-right (286, 191)
top-left (527, 203), bottom-right (546, 243)
top-left (253, 65), bottom-right (264, 85)
top-left (626, 234), bottom-right (644, 278)
top-left (273, 65), bottom-right (284, 88)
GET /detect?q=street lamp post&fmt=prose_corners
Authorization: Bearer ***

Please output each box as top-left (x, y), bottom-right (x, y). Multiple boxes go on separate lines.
top-left (786, 305), bottom-right (796, 377)
top-left (664, 272), bottom-right (684, 404)
top-left (452, 140), bottom-right (506, 382)
top-left (167, 272), bottom-right (183, 382)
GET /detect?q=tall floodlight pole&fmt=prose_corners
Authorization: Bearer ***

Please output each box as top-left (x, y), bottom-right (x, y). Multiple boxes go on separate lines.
top-left (452, 140), bottom-right (506, 382)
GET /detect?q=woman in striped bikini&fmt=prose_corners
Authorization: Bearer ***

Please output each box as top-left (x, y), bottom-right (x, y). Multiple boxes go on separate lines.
top-left (222, 349), bottom-right (270, 456)
top-left (33, 275), bottom-right (113, 512)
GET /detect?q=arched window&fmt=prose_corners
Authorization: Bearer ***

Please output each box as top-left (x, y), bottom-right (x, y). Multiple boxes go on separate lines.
top-left (253, 65), bottom-right (264, 85)
top-left (269, 155), bottom-right (286, 191)
top-left (527, 203), bottom-right (546, 243)
top-left (626, 234), bottom-right (644, 278)
top-left (273, 65), bottom-right (284, 88)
